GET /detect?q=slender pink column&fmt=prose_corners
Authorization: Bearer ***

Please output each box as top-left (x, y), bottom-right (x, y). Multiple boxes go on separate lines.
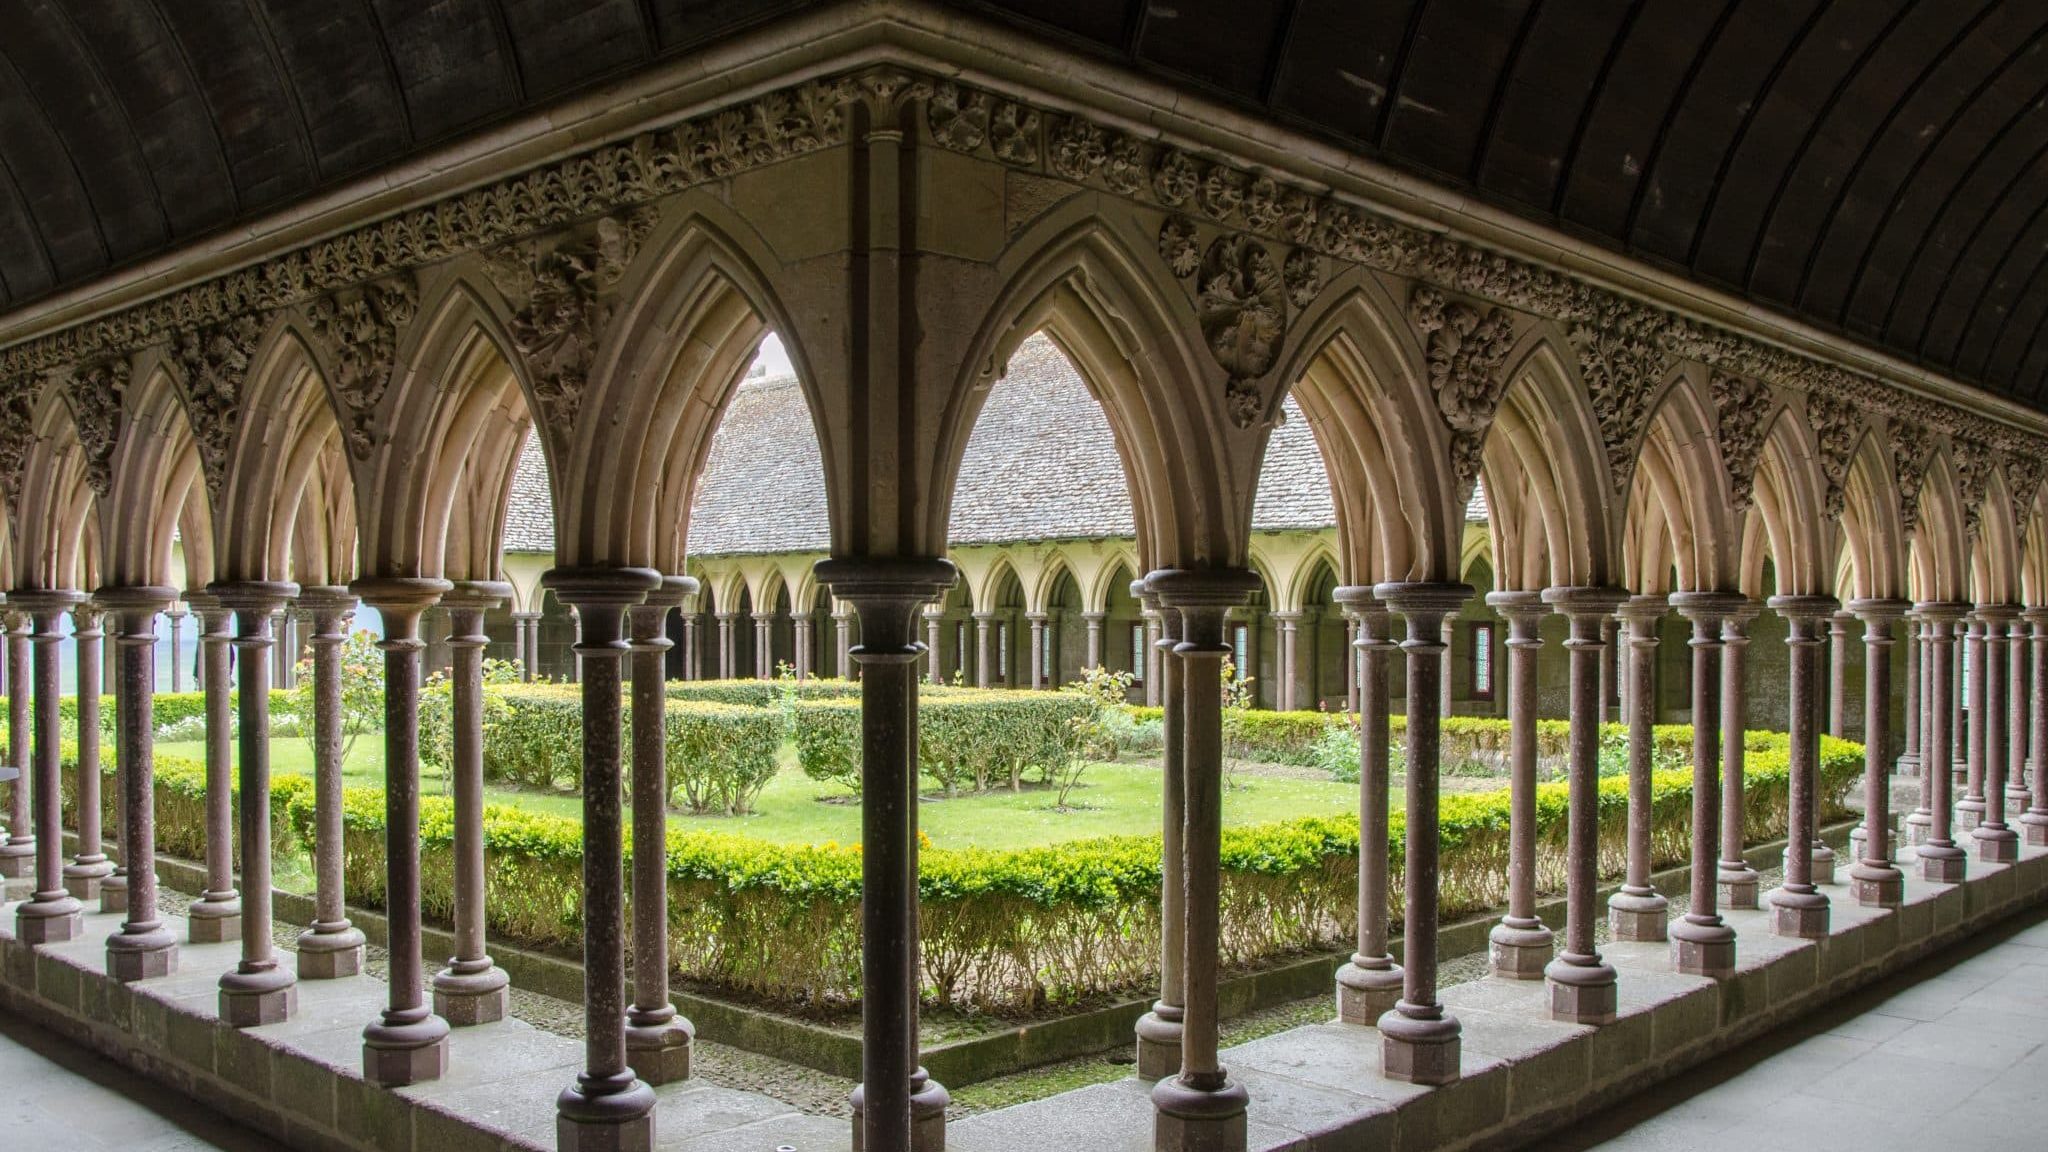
top-left (1768, 595), bottom-right (1835, 938)
top-left (1848, 599), bottom-right (1908, 906)
top-left (1898, 607), bottom-right (1922, 781)
top-left (64, 601), bottom-right (114, 901)
top-left (183, 593), bottom-right (240, 943)
top-left (1610, 594), bottom-right (1669, 942)
top-left (1958, 613), bottom-right (1989, 831)
top-left (1135, 584), bottom-right (1188, 1077)
top-left (2006, 614), bottom-right (2032, 815)
top-left (1484, 591), bottom-right (1552, 978)
top-left (2025, 608), bottom-right (2048, 846)
top-left (212, 582), bottom-right (298, 1026)
top-left (1717, 602), bottom-right (1763, 909)
top-left (1973, 605), bottom-right (2021, 863)
top-left (434, 582), bottom-right (515, 1024)
top-left (0, 609), bottom-right (30, 883)
top-left (1670, 592), bottom-right (1743, 977)
top-left (626, 576), bottom-right (696, 1084)
top-left (102, 588), bottom-right (180, 980)
top-left (1917, 605), bottom-right (1970, 881)
top-left (1904, 613), bottom-right (1935, 846)
top-left (1334, 588), bottom-right (1403, 1023)
top-left (1544, 587), bottom-right (1628, 1024)
top-left (294, 588), bottom-right (367, 978)
top-left (354, 577), bottom-right (453, 1085)
top-left (14, 591), bottom-right (87, 943)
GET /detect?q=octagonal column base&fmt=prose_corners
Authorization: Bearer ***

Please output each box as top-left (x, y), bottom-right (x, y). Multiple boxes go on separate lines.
top-left (1607, 888), bottom-right (1668, 942)
top-left (99, 875), bottom-right (127, 915)
top-left (1811, 844), bottom-right (1838, 887)
top-left (1718, 864), bottom-right (1760, 911)
top-left (186, 897), bottom-right (241, 943)
top-left (62, 861), bottom-right (113, 903)
top-left (850, 1073), bottom-right (949, 1152)
top-left (1334, 959), bottom-right (1403, 1025)
top-left (1151, 1075), bottom-right (1250, 1152)
top-left (1134, 1005), bottom-right (1184, 1080)
top-left (364, 1013), bottom-right (451, 1086)
top-left (220, 968), bottom-right (296, 1027)
top-left (433, 965), bottom-right (511, 1026)
top-left (1850, 862), bottom-right (1905, 908)
top-left (2022, 813), bottom-right (2048, 846)
top-left (16, 903), bottom-right (83, 944)
top-left (1903, 812), bottom-right (1934, 846)
top-left (1546, 956), bottom-right (1618, 1026)
top-left (1954, 800), bottom-right (1985, 833)
top-left (1974, 827), bottom-right (2020, 863)
top-left (1487, 920), bottom-right (1553, 979)
top-left (1378, 1008), bottom-right (1461, 1085)
top-left (1918, 846), bottom-right (1968, 883)
top-left (625, 1018), bottom-right (694, 1086)
top-left (295, 927), bottom-right (366, 979)
top-left (1769, 888), bottom-right (1830, 939)
top-left (0, 848), bottom-right (34, 879)
top-left (558, 1078), bottom-right (657, 1152)
top-left (106, 932), bottom-right (178, 982)
top-left (1670, 919), bottom-right (1737, 980)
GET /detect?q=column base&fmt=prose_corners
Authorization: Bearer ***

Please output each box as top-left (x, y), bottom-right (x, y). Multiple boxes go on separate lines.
top-left (1669, 918), bottom-right (1737, 980)
top-left (1895, 751), bottom-right (1920, 778)
top-left (99, 874), bottom-right (127, 915)
top-left (625, 1017), bottom-right (695, 1086)
top-left (1378, 1005), bottom-right (1461, 1085)
top-left (220, 966), bottom-right (297, 1027)
top-left (1717, 863), bottom-right (1760, 911)
top-left (16, 898), bottom-right (84, 944)
top-left (1134, 1004), bottom-right (1184, 1081)
top-left (294, 926), bottom-right (366, 979)
top-left (1811, 842), bottom-right (1837, 887)
top-left (558, 1076), bottom-right (658, 1152)
top-left (1487, 918), bottom-right (1554, 979)
top-left (1849, 862), bottom-right (1904, 908)
top-left (1768, 887), bottom-right (1830, 939)
top-left (0, 846), bottom-right (34, 879)
top-left (186, 896), bottom-right (242, 943)
top-left (1903, 810), bottom-right (1933, 846)
top-left (1607, 888), bottom-right (1668, 942)
top-left (62, 861), bottom-right (113, 902)
top-left (2006, 787), bottom-right (2033, 816)
top-left (849, 1073), bottom-right (949, 1152)
top-left (1545, 956), bottom-right (1618, 1026)
top-left (106, 927), bottom-right (179, 982)
top-left (1334, 958), bottom-right (1403, 1026)
top-left (432, 964), bottom-right (511, 1026)
top-left (1955, 799), bottom-right (1986, 833)
top-left (364, 1012), bottom-right (452, 1086)
top-left (1973, 825), bottom-right (2020, 863)
top-left (1150, 1074), bottom-right (1250, 1152)
top-left (1918, 844), bottom-right (1968, 883)
top-left (2022, 811), bottom-right (2048, 846)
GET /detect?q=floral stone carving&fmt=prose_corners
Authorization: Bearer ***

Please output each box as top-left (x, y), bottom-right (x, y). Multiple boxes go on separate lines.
top-left (1411, 286), bottom-right (1515, 500)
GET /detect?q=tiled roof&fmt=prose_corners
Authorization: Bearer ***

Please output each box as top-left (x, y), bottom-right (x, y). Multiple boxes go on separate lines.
top-left (502, 332), bottom-right (1485, 558)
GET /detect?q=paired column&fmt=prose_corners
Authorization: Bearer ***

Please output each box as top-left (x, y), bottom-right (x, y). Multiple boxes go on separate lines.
top-left (626, 577), bottom-right (696, 1084)
top-left (1135, 584), bottom-right (1186, 1076)
top-left (433, 582), bottom-right (516, 1024)
top-left (1827, 611), bottom-right (1853, 737)
top-left (1544, 588), bottom-right (1627, 1024)
top-left (354, 577), bottom-right (453, 1085)
top-left (1083, 611), bottom-right (1106, 671)
top-left (835, 611), bottom-right (854, 680)
top-left (1273, 612), bottom-right (1301, 712)
top-left (213, 582), bottom-right (298, 1026)
top-left (1610, 595), bottom-right (1669, 941)
top-left (167, 607), bottom-right (187, 694)
top-left (102, 588), bottom-right (180, 980)
top-left (2006, 614), bottom-right (2031, 816)
top-left (1958, 613), bottom-right (1989, 831)
top-left (715, 613), bottom-right (736, 679)
top-left (0, 610), bottom-right (26, 883)
top-left (1027, 613), bottom-right (1048, 688)
top-left (13, 590), bottom-right (87, 944)
top-left (1143, 606), bottom-right (1163, 707)
top-left (1916, 605), bottom-right (1970, 881)
top-left (295, 589), bottom-right (367, 978)
top-left (1898, 609), bottom-right (1922, 778)
top-left (818, 559), bottom-right (954, 1152)
top-left (512, 611), bottom-right (541, 682)
top-left (924, 614), bottom-right (944, 684)
top-left (1767, 595), bottom-right (1835, 939)
top-left (753, 611), bottom-right (775, 679)
top-left (1848, 599), bottom-right (1909, 906)
top-left (64, 601), bottom-right (114, 902)
top-left (1973, 605), bottom-right (2021, 863)
top-left (2025, 609), bottom-right (2048, 846)
top-left (682, 613), bottom-right (701, 681)
top-left (1483, 591), bottom-right (1551, 977)
top-left (1670, 593), bottom-right (1743, 977)
top-left (1904, 614), bottom-right (1935, 846)
top-left (1717, 602), bottom-right (1763, 909)
top-left (1148, 568), bottom-right (1260, 1148)
top-left (794, 614), bottom-right (814, 680)
top-left (1335, 589), bottom-right (1402, 1019)
top-left (185, 593), bottom-right (240, 942)
top-left (974, 612), bottom-right (996, 688)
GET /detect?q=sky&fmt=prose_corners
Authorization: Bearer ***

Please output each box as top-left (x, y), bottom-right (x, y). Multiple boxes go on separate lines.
top-left (752, 332), bottom-right (793, 378)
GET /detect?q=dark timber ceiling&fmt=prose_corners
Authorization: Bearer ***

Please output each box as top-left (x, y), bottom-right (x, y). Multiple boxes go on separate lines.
top-left (8, 2), bottom-right (2048, 409)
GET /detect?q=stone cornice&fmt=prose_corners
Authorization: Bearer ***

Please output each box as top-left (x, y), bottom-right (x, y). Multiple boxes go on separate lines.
top-left (0, 10), bottom-right (2045, 481)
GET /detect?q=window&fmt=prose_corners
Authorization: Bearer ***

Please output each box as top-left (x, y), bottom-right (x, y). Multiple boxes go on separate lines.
top-left (1469, 621), bottom-right (1495, 700)
top-left (1131, 623), bottom-right (1147, 682)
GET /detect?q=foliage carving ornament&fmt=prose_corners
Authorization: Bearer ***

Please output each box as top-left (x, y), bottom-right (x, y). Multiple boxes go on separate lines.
top-left (499, 210), bottom-right (656, 433)
top-left (1890, 422), bottom-right (1932, 535)
top-left (2005, 451), bottom-right (2044, 533)
top-left (1048, 116), bottom-right (1107, 181)
top-left (303, 276), bottom-right (419, 459)
top-left (926, 82), bottom-right (989, 151)
top-left (68, 358), bottom-right (130, 498)
top-left (1955, 439), bottom-right (1991, 540)
top-left (172, 314), bottom-right (267, 500)
top-left (1411, 286), bottom-right (1515, 500)
top-left (1197, 235), bottom-right (1286, 429)
top-left (988, 101), bottom-right (1040, 165)
top-left (1709, 371), bottom-right (1770, 512)
top-left (1807, 389), bottom-right (1859, 519)
top-left (1158, 216), bottom-right (1200, 279)
top-left (0, 385), bottom-right (34, 512)
top-left (1570, 308), bottom-right (1673, 491)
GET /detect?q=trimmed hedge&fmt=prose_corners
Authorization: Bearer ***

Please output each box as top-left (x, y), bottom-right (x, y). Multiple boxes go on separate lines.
top-left (793, 690), bottom-right (1093, 796)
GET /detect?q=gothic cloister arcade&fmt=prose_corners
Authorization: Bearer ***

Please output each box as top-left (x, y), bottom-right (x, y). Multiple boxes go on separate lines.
top-left (5, 5), bottom-right (2048, 1152)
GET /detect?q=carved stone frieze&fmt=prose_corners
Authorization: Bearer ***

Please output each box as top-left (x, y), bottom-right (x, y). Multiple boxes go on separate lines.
top-left (172, 314), bottom-right (267, 500)
top-left (1807, 389), bottom-right (1858, 519)
top-left (988, 101), bottom-right (1040, 165)
top-left (1891, 422), bottom-right (1932, 534)
top-left (1709, 371), bottom-right (1770, 512)
top-left (1411, 286), bottom-right (1515, 500)
top-left (1158, 216), bottom-right (1200, 279)
top-left (1048, 116), bottom-right (1106, 181)
top-left (302, 275), bottom-right (418, 459)
top-left (1955, 439), bottom-right (1991, 540)
top-left (0, 385), bottom-right (35, 512)
top-left (1196, 235), bottom-right (1285, 429)
top-left (499, 209), bottom-right (657, 434)
top-left (1570, 306), bottom-right (1672, 491)
top-left (68, 357), bottom-right (129, 498)
top-left (926, 82), bottom-right (990, 152)
top-left (2006, 451), bottom-right (2044, 533)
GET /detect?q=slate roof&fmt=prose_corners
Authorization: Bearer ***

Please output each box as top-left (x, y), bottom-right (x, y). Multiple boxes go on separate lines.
top-left (502, 333), bottom-right (1483, 557)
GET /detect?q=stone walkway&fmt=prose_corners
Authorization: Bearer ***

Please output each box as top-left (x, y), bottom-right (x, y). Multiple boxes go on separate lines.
top-left (1529, 901), bottom-right (2048, 1152)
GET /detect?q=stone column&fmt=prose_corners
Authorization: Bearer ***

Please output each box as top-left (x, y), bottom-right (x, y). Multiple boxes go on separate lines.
top-left (1974, 605), bottom-right (2021, 863)
top-left (716, 612), bottom-right (736, 680)
top-left (184, 594), bottom-right (240, 942)
top-left (14, 591), bottom-right (87, 943)
top-left (513, 612), bottom-right (540, 681)
top-left (1917, 605), bottom-right (1970, 881)
top-left (1828, 611), bottom-right (1853, 737)
top-left (353, 577), bottom-right (453, 1085)
top-left (294, 589), bottom-right (366, 978)
top-left (212, 582), bottom-right (298, 1026)
top-left (1273, 611), bottom-right (1301, 712)
top-left (795, 614), bottom-right (814, 681)
top-left (101, 589), bottom-right (179, 980)
top-left (1544, 587), bottom-right (1627, 1025)
top-left (1898, 608), bottom-right (1921, 778)
top-left (924, 614), bottom-right (943, 683)
top-left (2024, 608), bottom-right (2048, 846)
top-left (1610, 594), bottom-right (1669, 942)
top-left (2007, 614), bottom-right (2031, 814)
top-left (627, 577), bottom-right (696, 1085)
top-left (1484, 591), bottom-right (1551, 978)
top-left (1718, 602), bottom-right (1763, 909)
top-left (0, 611), bottom-right (27, 882)
top-left (1952, 619), bottom-right (1967, 779)
top-left (682, 613), bottom-right (700, 681)
top-left (1768, 595), bottom-right (1835, 939)
top-left (64, 601), bottom-right (114, 902)
top-left (1369, 581), bottom-right (1471, 1085)
top-left (751, 611), bottom-right (772, 679)
top-left (1083, 611), bottom-right (1105, 671)
top-left (1027, 613), bottom-right (1048, 688)
top-left (1671, 592), bottom-right (1743, 977)
top-left (1149, 568), bottom-right (1259, 1148)
top-left (1144, 610), bottom-right (1163, 706)
top-left (1958, 613), bottom-right (1989, 831)
top-left (1439, 614), bottom-right (1457, 720)
top-left (1334, 588), bottom-right (1403, 1021)
top-left (1135, 585), bottom-right (1187, 1078)
top-left (1597, 616), bottom-right (1619, 725)
top-left (432, 582), bottom-right (515, 1025)
top-left (836, 611), bottom-right (854, 680)
top-left (975, 612), bottom-right (996, 688)
top-left (1848, 599), bottom-right (1908, 906)
top-left (167, 607), bottom-right (186, 693)
top-left (819, 559), bottom-right (954, 1152)
top-left (1905, 614), bottom-right (1935, 846)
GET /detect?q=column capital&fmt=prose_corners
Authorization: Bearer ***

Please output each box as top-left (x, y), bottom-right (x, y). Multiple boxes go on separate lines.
top-left (1333, 584), bottom-right (1388, 628)
top-left (1669, 590), bottom-right (1748, 624)
top-left (1483, 588), bottom-right (1544, 617)
top-left (1766, 594), bottom-right (1840, 626)
top-left (816, 556), bottom-right (955, 651)
top-left (1540, 585), bottom-right (1629, 623)
top-left (1372, 581), bottom-right (1473, 619)
top-left (442, 580), bottom-right (514, 613)
top-left (1618, 592), bottom-right (1669, 623)
top-left (182, 590), bottom-right (231, 630)
top-left (8, 588), bottom-right (87, 621)
top-left (1972, 602), bottom-right (2023, 623)
top-left (295, 585), bottom-right (360, 623)
top-left (208, 580), bottom-right (299, 617)
top-left (751, 610), bottom-right (778, 624)
top-left (1269, 609), bottom-right (1304, 623)
top-left (1913, 599), bottom-right (1972, 623)
top-left (1150, 568), bottom-right (1262, 609)
top-left (2023, 605), bottom-right (2048, 629)
top-left (351, 576), bottom-right (454, 643)
top-left (95, 586), bottom-right (177, 634)
top-left (1081, 610), bottom-right (1108, 623)
top-left (1846, 597), bottom-right (1912, 623)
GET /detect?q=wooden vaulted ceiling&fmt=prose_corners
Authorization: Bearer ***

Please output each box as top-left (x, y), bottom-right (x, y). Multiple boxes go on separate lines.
top-left (7, 1), bottom-right (2048, 408)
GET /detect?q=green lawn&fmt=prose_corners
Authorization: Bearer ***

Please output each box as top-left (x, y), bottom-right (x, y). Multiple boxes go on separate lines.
top-left (153, 735), bottom-right (1361, 851)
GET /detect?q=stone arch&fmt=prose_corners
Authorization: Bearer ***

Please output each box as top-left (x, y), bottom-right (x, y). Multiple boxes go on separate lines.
top-left (1280, 539), bottom-right (1344, 615)
top-left (972, 554), bottom-right (1026, 616)
top-left (1480, 330), bottom-right (1620, 591)
top-left (2021, 487), bottom-right (2048, 607)
top-left (1621, 369), bottom-right (1736, 594)
top-left (1085, 548), bottom-right (1142, 614)
top-left (14, 384), bottom-right (97, 591)
top-left (1029, 551), bottom-right (1082, 617)
top-left (209, 320), bottom-right (355, 584)
top-left (1837, 431), bottom-right (1908, 601)
top-left (101, 356), bottom-right (213, 590)
top-left (1740, 404), bottom-right (1832, 597)
top-left (1911, 449), bottom-right (1972, 604)
top-left (1972, 465), bottom-right (2023, 604)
